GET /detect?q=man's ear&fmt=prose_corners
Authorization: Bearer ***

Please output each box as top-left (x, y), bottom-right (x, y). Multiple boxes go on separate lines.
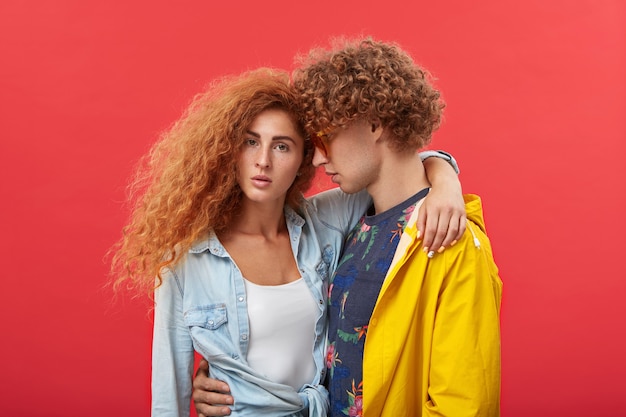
top-left (371, 117), bottom-right (380, 131)
top-left (370, 118), bottom-right (384, 141)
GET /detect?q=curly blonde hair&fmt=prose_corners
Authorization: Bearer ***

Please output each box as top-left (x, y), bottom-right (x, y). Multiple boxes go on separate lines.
top-left (293, 37), bottom-right (445, 152)
top-left (111, 68), bottom-right (315, 294)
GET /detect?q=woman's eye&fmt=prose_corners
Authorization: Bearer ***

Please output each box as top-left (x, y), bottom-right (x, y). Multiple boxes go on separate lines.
top-left (245, 138), bottom-right (258, 146)
top-left (275, 143), bottom-right (289, 152)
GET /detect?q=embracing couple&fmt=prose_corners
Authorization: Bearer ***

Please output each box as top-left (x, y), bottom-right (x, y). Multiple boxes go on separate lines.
top-left (112, 36), bottom-right (502, 417)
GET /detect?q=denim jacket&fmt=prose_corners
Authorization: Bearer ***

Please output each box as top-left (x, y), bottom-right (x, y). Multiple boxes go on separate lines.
top-left (152, 188), bottom-right (371, 417)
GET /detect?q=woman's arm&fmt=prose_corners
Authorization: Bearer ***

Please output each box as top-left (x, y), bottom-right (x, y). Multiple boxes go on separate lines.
top-left (152, 270), bottom-right (195, 417)
top-left (307, 150), bottom-right (465, 248)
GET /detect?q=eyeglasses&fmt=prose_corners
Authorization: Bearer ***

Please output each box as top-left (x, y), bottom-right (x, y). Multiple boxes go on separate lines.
top-left (311, 128), bottom-right (334, 158)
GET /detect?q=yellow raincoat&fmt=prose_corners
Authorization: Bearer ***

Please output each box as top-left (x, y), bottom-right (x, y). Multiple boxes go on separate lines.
top-left (363, 194), bottom-right (502, 416)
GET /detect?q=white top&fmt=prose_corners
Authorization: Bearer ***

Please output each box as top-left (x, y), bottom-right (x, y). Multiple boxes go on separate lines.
top-left (243, 277), bottom-right (319, 390)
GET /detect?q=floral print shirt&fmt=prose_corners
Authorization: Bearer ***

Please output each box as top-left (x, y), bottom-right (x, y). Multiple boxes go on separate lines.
top-left (326, 188), bottom-right (429, 417)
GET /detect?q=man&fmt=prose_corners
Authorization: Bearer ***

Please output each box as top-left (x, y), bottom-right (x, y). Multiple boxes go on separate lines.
top-left (294, 37), bottom-right (502, 416)
top-left (193, 37), bottom-right (500, 416)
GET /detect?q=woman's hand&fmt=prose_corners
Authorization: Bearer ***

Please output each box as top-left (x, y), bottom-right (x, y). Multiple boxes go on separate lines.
top-left (419, 156), bottom-right (466, 256)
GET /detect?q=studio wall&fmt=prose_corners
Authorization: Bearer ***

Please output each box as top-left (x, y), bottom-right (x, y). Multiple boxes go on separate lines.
top-left (1, 1), bottom-right (624, 416)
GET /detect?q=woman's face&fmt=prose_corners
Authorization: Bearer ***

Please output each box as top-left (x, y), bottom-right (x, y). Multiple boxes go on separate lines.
top-left (236, 108), bottom-right (305, 207)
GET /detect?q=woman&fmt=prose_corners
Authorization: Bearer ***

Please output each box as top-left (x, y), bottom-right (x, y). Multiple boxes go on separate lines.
top-left (111, 68), bottom-right (463, 416)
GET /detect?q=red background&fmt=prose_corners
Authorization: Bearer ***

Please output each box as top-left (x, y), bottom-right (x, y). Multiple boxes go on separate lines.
top-left (1, 1), bottom-right (625, 416)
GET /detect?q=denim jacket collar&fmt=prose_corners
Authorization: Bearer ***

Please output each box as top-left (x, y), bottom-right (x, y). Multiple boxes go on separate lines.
top-left (188, 206), bottom-right (306, 256)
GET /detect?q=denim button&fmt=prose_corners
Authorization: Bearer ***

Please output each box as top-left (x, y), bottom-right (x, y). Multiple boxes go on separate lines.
top-left (238, 296), bottom-right (244, 302)
top-left (241, 334), bottom-right (248, 341)
top-left (208, 320), bottom-right (214, 326)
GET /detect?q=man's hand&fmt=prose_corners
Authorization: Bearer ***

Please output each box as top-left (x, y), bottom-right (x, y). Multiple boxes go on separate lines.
top-left (193, 359), bottom-right (233, 417)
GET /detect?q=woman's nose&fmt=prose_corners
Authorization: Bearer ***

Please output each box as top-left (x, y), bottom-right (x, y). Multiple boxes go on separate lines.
top-left (255, 148), bottom-right (271, 168)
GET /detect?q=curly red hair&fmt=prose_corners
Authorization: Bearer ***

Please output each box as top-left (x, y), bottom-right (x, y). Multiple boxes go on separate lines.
top-left (111, 68), bottom-right (315, 293)
top-left (293, 37), bottom-right (445, 152)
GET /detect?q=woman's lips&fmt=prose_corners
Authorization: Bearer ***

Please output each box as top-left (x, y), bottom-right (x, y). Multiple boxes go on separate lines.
top-left (251, 175), bottom-right (272, 187)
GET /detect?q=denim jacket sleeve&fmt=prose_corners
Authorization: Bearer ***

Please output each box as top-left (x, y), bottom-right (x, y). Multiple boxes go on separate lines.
top-left (306, 188), bottom-right (372, 234)
top-left (152, 269), bottom-right (195, 417)
top-left (306, 150), bottom-right (458, 232)
top-left (418, 149), bottom-right (460, 174)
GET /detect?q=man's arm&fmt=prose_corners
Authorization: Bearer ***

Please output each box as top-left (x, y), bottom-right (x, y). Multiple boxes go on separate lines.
top-left (420, 153), bottom-right (466, 256)
top-left (425, 222), bottom-right (502, 415)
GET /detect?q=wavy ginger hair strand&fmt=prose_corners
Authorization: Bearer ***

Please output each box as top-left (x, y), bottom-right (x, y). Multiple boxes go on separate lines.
top-left (110, 68), bottom-right (315, 294)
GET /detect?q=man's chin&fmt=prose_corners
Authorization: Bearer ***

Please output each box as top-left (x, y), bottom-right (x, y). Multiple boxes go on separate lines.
top-left (338, 184), bottom-right (359, 194)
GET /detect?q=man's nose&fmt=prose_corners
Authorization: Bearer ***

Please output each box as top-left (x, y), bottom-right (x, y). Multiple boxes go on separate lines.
top-left (312, 147), bottom-right (328, 167)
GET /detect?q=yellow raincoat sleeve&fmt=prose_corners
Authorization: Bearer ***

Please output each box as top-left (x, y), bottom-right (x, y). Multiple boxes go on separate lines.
top-left (424, 221), bottom-right (502, 417)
